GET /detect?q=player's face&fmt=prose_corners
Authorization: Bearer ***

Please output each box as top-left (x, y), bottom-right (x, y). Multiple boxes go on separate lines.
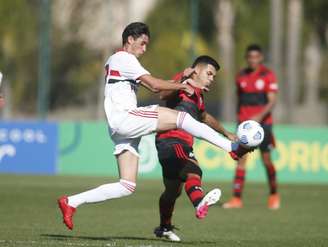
top-left (128, 34), bottom-right (149, 58)
top-left (195, 64), bottom-right (217, 91)
top-left (246, 50), bottom-right (263, 70)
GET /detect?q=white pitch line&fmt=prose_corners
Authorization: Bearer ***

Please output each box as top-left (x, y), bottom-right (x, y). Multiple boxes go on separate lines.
top-left (0, 239), bottom-right (114, 247)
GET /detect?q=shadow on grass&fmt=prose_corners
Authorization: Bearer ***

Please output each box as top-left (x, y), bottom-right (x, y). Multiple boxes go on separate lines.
top-left (41, 233), bottom-right (216, 245)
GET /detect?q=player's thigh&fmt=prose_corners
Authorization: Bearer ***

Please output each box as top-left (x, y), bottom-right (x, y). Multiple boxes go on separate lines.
top-left (156, 139), bottom-right (186, 179)
top-left (157, 106), bottom-right (179, 132)
top-left (116, 150), bottom-right (139, 183)
top-left (116, 105), bottom-right (159, 138)
top-left (157, 139), bottom-right (199, 181)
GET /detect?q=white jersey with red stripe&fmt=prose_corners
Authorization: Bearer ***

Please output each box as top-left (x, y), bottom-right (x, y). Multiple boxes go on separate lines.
top-left (104, 51), bottom-right (150, 111)
top-left (103, 50), bottom-right (158, 156)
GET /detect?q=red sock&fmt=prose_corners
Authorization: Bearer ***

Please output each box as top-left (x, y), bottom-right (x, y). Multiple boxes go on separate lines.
top-left (184, 176), bottom-right (204, 207)
top-left (159, 194), bottom-right (175, 227)
top-left (265, 163), bottom-right (277, 194)
top-left (233, 167), bottom-right (246, 198)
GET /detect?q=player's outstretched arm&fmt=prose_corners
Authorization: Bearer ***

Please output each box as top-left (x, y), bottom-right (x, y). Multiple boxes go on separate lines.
top-left (159, 77), bottom-right (206, 101)
top-left (139, 74), bottom-right (195, 95)
top-left (201, 111), bottom-right (237, 141)
top-left (159, 83), bottom-right (178, 100)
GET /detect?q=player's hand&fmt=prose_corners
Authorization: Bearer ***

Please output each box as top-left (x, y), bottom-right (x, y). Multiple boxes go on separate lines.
top-left (225, 131), bottom-right (238, 142)
top-left (183, 67), bottom-right (195, 78)
top-left (183, 78), bottom-right (209, 92)
top-left (250, 115), bottom-right (262, 123)
top-left (181, 83), bottom-right (195, 96)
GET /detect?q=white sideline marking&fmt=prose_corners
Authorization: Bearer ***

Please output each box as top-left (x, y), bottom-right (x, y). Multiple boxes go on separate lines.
top-left (0, 239), bottom-right (114, 246)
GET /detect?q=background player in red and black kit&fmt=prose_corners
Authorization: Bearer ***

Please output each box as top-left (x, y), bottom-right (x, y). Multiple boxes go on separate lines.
top-left (154, 56), bottom-right (237, 241)
top-left (223, 44), bottom-right (280, 210)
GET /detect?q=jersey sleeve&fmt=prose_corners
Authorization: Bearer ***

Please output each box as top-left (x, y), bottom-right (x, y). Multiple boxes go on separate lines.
top-left (120, 53), bottom-right (150, 81)
top-left (172, 72), bottom-right (184, 81)
top-left (266, 71), bottom-right (278, 93)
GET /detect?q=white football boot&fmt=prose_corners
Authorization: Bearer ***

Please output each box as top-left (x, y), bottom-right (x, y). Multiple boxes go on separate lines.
top-left (196, 188), bottom-right (221, 219)
top-left (154, 225), bottom-right (181, 242)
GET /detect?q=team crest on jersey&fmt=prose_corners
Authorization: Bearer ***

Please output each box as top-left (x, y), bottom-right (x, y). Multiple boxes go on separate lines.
top-left (255, 79), bottom-right (265, 90)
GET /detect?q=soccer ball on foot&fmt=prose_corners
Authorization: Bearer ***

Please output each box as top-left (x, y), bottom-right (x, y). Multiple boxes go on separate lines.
top-left (237, 120), bottom-right (264, 148)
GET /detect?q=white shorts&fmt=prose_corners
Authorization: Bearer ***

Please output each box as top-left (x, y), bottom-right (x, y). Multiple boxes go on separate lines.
top-left (105, 103), bottom-right (159, 157)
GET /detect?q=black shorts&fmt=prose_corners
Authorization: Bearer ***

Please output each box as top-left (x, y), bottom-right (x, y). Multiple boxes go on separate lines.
top-left (155, 138), bottom-right (197, 180)
top-left (259, 124), bottom-right (276, 152)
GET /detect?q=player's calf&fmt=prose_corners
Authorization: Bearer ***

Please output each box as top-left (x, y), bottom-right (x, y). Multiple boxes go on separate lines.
top-left (58, 179), bottom-right (136, 229)
top-left (159, 180), bottom-right (182, 227)
top-left (181, 163), bottom-right (204, 208)
top-left (67, 179), bottom-right (136, 208)
top-left (181, 164), bottom-right (221, 219)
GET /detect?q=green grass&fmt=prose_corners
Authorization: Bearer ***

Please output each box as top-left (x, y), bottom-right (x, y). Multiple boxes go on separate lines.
top-left (0, 174), bottom-right (327, 247)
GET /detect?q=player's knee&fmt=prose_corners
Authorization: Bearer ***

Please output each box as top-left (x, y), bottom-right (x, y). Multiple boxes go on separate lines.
top-left (179, 162), bottom-right (202, 182)
top-left (162, 190), bottom-right (180, 202)
top-left (158, 107), bottom-right (179, 129)
top-left (119, 179), bottom-right (136, 196)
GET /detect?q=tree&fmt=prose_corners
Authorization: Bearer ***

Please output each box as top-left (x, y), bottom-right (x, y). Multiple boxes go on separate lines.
top-left (216, 0), bottom-right (235, 122)
top-left (286, 0), bottom-right (303, 122)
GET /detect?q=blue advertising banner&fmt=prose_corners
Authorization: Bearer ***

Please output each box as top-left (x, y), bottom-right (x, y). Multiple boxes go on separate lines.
top-left (0, 122), bottom-right (58, 174)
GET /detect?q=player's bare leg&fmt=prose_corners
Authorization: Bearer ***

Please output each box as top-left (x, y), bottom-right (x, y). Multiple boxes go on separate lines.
top-left (222, 155), bottom-right (247, 209)
top-left (261, 151), bottom-right (280, 209)
top-left (157, 107), bottom-right (249, 159)
top-left (154, 179), bottom-right (182, 242)
top-left (116, 150), bottom-right (139, 183)
top-left (58, 150), bottom-right (138, 230)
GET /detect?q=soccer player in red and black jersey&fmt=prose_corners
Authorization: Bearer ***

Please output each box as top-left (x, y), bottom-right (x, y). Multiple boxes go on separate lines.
top-left (223, 44), bottom-right (280, 210)
top-left (154, 56), bottom-right (237, 241)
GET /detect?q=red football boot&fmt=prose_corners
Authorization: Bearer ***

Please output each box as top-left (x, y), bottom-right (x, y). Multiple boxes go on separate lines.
top-left (58, 196), bottom-right (76, 230)
top-left (268, 193), bottom-right (281, 210)
top-left (222, 197), bottom-right (243, 209)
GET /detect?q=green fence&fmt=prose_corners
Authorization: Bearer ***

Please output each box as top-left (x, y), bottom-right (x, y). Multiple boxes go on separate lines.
top-left (58, 122), bottom-right (328, 183)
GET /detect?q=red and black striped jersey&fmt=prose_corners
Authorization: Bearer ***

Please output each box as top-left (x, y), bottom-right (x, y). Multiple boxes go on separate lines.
top-left (236, 65), bottom-right (278, 125)
top-left (156, 72), bottom-right (205, 147)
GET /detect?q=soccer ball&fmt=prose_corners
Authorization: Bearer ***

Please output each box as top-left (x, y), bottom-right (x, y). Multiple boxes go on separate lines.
top-left (237, 120), bottom-right (264, 148)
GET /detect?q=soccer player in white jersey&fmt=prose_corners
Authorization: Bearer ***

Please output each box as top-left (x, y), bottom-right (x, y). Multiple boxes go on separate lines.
top-left (58, 22), bottom-right (252, 231)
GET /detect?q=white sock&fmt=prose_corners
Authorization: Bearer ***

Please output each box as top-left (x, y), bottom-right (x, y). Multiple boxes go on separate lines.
top-left (67, 179), bottom-right (136, 208)
top-left (176, 112), bottom-right (232, 152)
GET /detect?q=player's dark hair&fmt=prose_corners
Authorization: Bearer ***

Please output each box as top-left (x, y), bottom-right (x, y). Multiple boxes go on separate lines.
top-left (191, 55), bottom-right (220, 71)
top-left (122, 22), bottom-right (150, 45)
top-left (246, 44), bottom-right (263, 54)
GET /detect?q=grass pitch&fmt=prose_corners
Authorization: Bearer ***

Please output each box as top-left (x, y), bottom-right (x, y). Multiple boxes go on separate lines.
top-left (0, 174), bottom-right (327, 247)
